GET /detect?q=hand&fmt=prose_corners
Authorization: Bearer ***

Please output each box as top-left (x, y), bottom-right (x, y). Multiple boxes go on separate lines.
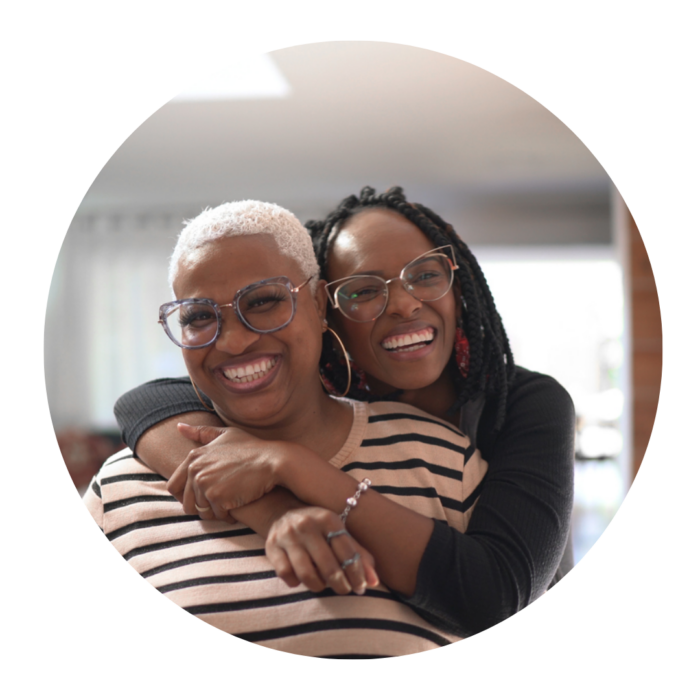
top-left (165, 423), bottom-right (238, 525)
top-left (167, 423), bottom-right (287, 521)
top-left (266, 507), bottom-right (380, 596)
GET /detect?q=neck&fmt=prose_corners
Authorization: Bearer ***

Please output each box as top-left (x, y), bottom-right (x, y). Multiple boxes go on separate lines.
top-left (374, 368), bottom-right (460, 426)
top-left (215, 387), bottom-right (353, 461)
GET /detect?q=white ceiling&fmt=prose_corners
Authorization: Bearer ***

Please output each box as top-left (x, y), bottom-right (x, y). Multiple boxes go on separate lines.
top-left (78, 41), bottom-right (612, 246)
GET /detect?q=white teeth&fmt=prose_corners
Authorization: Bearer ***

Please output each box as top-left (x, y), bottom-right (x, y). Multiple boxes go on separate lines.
top-left (381, 329), bottom-right (435, 351)
top-left (395, 344), bottom-right (426, 353)
top-left (223, 357), bottom-right (277, 383)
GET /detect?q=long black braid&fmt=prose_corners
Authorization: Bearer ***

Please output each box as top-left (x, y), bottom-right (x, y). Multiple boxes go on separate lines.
top-left (306, 186), bottom-right (516, 432)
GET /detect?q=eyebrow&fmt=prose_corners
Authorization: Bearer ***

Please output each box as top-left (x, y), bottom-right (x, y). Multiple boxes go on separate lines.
top-left (344, 249), bottom-right (448, 279)
top-left (350, 269), bottom-right (384, 277)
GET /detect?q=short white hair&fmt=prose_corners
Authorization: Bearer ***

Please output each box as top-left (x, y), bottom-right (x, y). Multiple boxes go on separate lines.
top-left (169, 200), bottom-right (320, 293)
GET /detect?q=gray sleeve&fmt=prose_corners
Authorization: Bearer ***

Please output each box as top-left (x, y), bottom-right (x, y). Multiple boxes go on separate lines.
top-left (113, 377), bottom-right (212, 451)
top-left (398, 371), bottom-right (576, 637)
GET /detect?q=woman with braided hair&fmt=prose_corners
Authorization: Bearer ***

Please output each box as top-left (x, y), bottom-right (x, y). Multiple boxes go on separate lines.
top-left (309, 186), bottom-right (515, 436)
top-left (114, 188), bottom-right (575, 638)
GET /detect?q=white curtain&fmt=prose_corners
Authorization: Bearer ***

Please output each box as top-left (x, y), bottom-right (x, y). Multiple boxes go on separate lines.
top-left (45, 212), bottom-right (189, 431)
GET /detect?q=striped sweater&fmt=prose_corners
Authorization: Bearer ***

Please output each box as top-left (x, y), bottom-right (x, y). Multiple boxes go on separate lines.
top-left (84, 399), bottom-right (488, 657)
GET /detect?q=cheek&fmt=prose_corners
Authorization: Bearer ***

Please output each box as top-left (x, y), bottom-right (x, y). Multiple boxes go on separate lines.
top-left (182, 350), bottom-right (207, 383)
top-left (292, 317), bottom-right (324, 365)
top-left (329, 310), bottom-right (355, 346)
top-left (332, 313), bottom-right (375, 363)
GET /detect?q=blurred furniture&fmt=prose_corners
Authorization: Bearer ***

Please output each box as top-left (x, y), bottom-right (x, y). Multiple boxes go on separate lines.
top-left (53, 428), bottom-right (126, 617)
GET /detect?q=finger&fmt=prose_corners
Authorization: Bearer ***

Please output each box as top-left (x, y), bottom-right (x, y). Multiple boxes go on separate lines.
top-left (329, 534), bottom-right (368, 595)
top-left (304, 536), bottom-right (355, 596)
top-left (194, 500), bottom-right (216, 521)
top-left (208, 498), bottom-right (234, 523)
top-left (285, 545), bottom-right (330, 594)
top-left (363, 560), bottom-right (379, 589)
top-left (177, 423), bottom-right (227, 445)
top-left (356, 544), bottom-right (380, 588)
top-left (167, 460), bottom-right (189, 499)
top-left (175, 423), bottom-right (204, 442)
top-left (266, 543), bottom-right (300, 588)
top-left (200, 504), bottom-right (236, 525)
top-left (180, 469), bottom-right (199, 516)
top-left (192, 478), bottom-right (231, 523)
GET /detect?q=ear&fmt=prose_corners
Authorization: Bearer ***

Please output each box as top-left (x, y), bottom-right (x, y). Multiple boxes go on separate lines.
top-left (314, 279), bottom-right (329, 323)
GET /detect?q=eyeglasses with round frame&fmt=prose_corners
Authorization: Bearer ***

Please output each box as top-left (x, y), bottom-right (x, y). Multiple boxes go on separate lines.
top-left (325, 245), bottom-right (458, 323)
top-left (159, 275), bottom-right (313, 349)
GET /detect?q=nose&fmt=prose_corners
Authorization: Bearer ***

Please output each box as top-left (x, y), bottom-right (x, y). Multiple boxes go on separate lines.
top-left (384, 278), bottom-right (422, 318)
top-left (214, 308), bottom-right (262, 354)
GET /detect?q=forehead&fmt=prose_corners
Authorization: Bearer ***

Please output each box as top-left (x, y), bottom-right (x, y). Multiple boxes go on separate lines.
top-left (329, 208), bottom-right (435, 275)
top-left (173, 234), bottom-right (303, 299)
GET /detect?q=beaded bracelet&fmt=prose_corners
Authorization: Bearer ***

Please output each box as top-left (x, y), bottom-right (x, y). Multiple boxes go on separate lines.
top-left (340, 478), bottom-right (371, 523)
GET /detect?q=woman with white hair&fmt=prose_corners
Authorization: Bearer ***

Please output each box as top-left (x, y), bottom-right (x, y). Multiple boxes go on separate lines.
top-left (85, 199), bottom-right (488, 656)
top-left (116, 187), bottom-right (576, 639)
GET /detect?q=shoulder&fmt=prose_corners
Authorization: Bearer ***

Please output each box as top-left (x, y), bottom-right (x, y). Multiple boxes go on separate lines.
top-left (510, 366), bottom-right (573, 400)
top-left (83, 448), bottom-right (183, 536)
top-left (506, 367), bottom-right (576, 421)
top-left (116, 377), bottom-right (194, 407)
top-left (478, 366), bottom-right (575, 430)
top-left (478, 366), bottom-right (576, 460)
top-left (83, 447), bottom-right (157, 523)
top-left (367, 401), bottom-right (466, 439)
top-left (362, 401), bottom-right (471, 462)
top-left (91, 447), bottom-right (156, 486)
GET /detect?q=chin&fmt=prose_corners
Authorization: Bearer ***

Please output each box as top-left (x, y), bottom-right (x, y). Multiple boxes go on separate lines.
top-left (388, 368), bottom-right (443, 391)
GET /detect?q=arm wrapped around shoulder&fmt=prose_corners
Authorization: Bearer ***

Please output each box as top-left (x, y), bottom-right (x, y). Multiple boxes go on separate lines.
top-left (114, 377), bottom-right (209, 451)
top-left (400, 370), bottom-right (576, 637)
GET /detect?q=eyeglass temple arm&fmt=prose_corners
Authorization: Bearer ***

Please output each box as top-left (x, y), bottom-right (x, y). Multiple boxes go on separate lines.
top-left (323, 281), bottom-right (341, 309)
top-left (294, 276), bottom-right (314, 293)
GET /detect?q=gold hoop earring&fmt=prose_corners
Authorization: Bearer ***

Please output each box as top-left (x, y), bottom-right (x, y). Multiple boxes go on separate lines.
top-left (320, 321), bottom-right (351, 398)
top-left (189, 376), bottom-right (217, 413)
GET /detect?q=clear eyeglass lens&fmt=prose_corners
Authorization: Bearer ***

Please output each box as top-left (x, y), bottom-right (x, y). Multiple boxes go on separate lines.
top-left (335, 255), bottom-right (453, 321)
top-left (166, 284), bottom-right (296, 347)
top-left (402, 255), bottom-right (453, 299)
top-left (166, 302), bottom-right (219, 347)
top-left (238, 283), bottom-right (294, 331)
top-left (336, 277), bottom-right (388, 321)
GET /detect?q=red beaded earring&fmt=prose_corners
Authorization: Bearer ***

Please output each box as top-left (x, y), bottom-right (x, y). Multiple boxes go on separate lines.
top-left (319, 364), bottom-right (338, 395)
top-left (319, 360), bottom-right (371, 395)
top-left (350, 360), bottom-right (371, 394)
top-left (454, 325), bottom-right (470, 379)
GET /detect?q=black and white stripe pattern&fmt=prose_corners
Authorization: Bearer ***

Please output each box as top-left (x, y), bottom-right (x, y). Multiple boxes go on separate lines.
top-left (84, 400), bottom-right (487, 657)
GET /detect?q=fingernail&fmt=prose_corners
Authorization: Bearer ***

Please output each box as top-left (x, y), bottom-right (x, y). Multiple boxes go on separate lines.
top-left (354, 582), bottom-right (367, 595)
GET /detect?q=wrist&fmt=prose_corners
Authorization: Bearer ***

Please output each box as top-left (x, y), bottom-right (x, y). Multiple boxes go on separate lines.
top-left (260, 489), bottom-right (304, 537)
top-left (231, 488), bottom-right (305, 538)
top-left (272, 442), bottom-right (310, 491)
top-left (269, 444), bottom-right (360, 515)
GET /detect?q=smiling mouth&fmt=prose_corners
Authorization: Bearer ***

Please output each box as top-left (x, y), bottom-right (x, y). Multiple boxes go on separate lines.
top-left (381, 328), bottom-right (436, 353)
top-left (222, 357), bottom-right (278, 383)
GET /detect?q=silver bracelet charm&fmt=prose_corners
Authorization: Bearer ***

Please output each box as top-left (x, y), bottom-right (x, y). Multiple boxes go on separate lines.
top-left (340, 478), bottom-right (371, 523)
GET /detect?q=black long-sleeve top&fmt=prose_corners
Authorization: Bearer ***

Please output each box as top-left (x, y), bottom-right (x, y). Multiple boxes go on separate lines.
top-left (114, 366), bottom-right (575, 637)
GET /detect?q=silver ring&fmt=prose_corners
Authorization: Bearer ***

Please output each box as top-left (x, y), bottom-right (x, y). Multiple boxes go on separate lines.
top-left (340, 552), bottom-right (361, 570)
top-left (195, 502), bottom-right (212, 513)
top-left (326, 529), bottom-right (349, 542)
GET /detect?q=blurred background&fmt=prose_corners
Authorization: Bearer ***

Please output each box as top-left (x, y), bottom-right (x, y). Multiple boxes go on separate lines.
top-left (45, 42), bottom-right (661, 565)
